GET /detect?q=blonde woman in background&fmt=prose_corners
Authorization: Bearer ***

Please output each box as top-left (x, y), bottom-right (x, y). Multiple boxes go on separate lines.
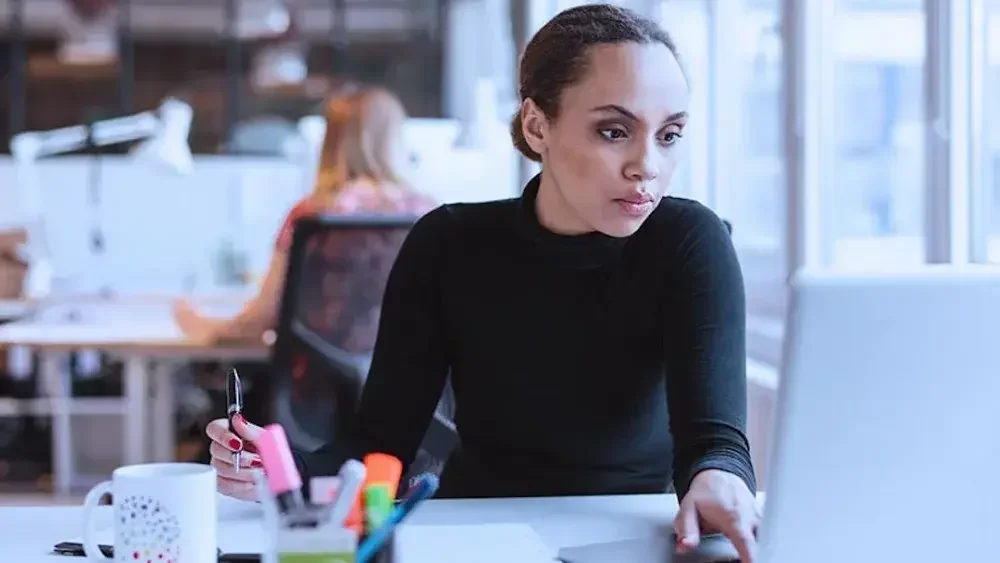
top-left (173, 87), bottom-right (437, 342)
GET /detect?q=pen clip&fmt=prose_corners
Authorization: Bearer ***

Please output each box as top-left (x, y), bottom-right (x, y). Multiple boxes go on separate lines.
top-left (227, 368), bottom-right (243, 417)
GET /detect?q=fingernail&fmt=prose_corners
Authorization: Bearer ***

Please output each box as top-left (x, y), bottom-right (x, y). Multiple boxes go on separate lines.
top-left (229, 438), bottom-right (243, 450)
top-left (250, 459), bottom-right (263, 468)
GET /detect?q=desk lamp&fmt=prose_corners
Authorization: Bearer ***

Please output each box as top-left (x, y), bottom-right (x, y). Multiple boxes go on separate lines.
top-left (9, 98), bottom-right (194, 299)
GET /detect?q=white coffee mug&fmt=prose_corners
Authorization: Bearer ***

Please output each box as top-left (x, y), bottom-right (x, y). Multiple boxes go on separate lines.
top-left (81, 463), bottom-right (218, 562)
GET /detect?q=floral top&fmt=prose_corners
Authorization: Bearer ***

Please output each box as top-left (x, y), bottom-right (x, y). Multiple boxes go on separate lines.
top-left (274, 180), bottom-right (436, 252)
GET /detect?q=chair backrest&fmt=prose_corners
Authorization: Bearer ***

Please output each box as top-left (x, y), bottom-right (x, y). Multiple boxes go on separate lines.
top-left (270, 214), bottom-right (416, 452)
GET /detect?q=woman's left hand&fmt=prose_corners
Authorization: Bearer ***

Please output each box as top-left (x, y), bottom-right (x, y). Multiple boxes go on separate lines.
top-left (173, 299), bottom-right (224, 343)
top-left (674, 469), bottom-right (761, 563)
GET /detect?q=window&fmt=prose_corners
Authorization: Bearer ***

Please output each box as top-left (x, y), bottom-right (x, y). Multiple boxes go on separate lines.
top-left (713, 0), bottom-right (785, 367)
top-left (987, 3), bottom-right (1000, 262)
top-left (829, 2), bottom-right (926, 266)
top-left (555, 0), bottom-right (591, 11)
top-left (659, 0), bottom-right (711, 201)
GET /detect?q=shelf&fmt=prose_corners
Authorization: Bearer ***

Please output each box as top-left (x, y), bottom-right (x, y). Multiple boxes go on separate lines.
top-left (0, 397), bottom-right (127, 417)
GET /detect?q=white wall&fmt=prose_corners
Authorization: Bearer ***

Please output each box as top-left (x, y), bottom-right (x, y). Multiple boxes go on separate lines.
top-left (0, 147), bottom-right (516, 295)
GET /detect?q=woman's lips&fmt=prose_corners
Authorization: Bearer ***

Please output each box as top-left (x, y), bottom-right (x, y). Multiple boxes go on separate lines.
top-left (615, 198), bottom-right (654, 217)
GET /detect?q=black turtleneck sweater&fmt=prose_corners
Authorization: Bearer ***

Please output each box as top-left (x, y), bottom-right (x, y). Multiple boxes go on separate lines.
top-left (297, 178), bottom-right (756, 499)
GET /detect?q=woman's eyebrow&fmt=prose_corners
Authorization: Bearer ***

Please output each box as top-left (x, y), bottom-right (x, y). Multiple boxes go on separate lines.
top-left (589, 104), bottom-right (688, 124)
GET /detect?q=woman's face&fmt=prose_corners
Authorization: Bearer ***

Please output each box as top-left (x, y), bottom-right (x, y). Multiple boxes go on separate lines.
top-left (526, 42), bottom-right (690, 237)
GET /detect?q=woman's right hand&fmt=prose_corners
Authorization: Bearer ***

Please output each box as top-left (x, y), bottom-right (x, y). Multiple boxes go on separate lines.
top-left (205, 414), bottom-right (265, 501)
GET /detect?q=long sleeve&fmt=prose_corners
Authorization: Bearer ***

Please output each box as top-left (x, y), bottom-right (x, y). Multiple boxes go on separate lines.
top-left (294, 206), bottom-right (454, 485)
top-left (664, 204), bottom-right (757, 499)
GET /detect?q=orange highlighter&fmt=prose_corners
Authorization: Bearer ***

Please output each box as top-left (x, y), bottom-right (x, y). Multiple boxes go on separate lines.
top-left (346, 453), bottom-right (402, 533)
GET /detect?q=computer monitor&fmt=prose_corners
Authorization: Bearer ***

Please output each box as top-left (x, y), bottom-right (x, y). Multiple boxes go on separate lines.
top-left (760, 265), bottom-right (1000, 563)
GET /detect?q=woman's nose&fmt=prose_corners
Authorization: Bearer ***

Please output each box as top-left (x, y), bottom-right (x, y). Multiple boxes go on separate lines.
top-left (624, 138), bottom-right (660, 182)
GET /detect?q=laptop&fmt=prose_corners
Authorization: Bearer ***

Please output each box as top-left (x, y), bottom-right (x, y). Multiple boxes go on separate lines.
top-left (758, 265), bottom-right (1000, 563)
top-left (561, 265), bottom-right (1000, 563)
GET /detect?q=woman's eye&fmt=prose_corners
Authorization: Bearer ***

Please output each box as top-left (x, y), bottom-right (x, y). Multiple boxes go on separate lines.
top-left (599, 128), bottom-right (627, 141)
top-left (661, 132), bottom-right (683, 145)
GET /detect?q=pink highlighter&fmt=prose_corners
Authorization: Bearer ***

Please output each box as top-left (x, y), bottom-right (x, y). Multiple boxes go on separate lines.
top-left (256, 423), bottom-right (307, 515)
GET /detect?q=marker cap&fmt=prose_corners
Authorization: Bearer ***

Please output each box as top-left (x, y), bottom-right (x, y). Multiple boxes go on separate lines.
top-left (362, 453), bottom-right (402, 498)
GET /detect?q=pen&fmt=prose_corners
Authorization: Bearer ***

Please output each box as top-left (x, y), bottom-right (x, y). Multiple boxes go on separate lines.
top-left (226, 368), bottom-right (243, 473)
top-left (356, 473), bottom-right (439, 563)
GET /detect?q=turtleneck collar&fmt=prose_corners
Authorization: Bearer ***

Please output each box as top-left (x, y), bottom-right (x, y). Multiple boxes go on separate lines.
top-left (514, 174), bottom-right (627, 269)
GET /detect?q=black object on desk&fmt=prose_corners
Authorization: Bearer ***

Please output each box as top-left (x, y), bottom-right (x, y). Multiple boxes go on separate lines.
top-left (53, 538), bottom-right (389, 562)
top-left (52, 542), bottom-right (254, 562)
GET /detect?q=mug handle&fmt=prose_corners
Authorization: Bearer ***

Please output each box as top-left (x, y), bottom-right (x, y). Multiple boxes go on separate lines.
top-left (81, 480), bottom-right (113, 561)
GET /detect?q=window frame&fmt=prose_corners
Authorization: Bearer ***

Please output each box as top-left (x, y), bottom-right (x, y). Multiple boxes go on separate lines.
top-left (925, 0), bottom-right (975, 264)
top-left (969, 0), bottom-right (993, 263)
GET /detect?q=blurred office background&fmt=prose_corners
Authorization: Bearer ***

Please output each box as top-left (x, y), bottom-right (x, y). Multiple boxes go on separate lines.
top-left (0, 0), bottom-right (998, 501)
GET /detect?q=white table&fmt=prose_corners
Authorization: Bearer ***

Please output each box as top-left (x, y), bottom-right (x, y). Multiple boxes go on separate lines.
top-left (0, 293), bottom-right (268, 494)
top-left (0, 298), bottom-right (33, 320)
top-left (0, 493), bottom-right (691, 562)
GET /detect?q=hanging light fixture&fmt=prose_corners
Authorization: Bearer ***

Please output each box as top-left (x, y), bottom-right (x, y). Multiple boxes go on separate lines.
top-left (249, 0), bottom-right (307, 90)
top-left (59, 0), bottom-right (118, 65)
top-left (235, 0), bottom-right (292, 40)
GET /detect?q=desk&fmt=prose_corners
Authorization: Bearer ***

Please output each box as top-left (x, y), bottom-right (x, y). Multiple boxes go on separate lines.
top-left (0, 294), bottom-right (268, 494)
top-left (0, 298), bottom-right (33, 320)
top-left (0, 493), bottom-right (695, 562)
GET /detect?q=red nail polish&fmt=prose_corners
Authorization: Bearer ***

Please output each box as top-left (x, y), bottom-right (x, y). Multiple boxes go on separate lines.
top-left (229, 438), bottom-right (243, 450)
top-left (251, 459), bottom-right (263, 468)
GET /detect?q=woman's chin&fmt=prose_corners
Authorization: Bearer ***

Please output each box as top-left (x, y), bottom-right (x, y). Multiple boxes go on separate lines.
top-left (598, 217), bottom-right (649, 238)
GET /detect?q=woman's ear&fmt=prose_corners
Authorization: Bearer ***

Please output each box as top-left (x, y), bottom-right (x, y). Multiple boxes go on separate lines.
top-left (520, 98), bottom-right (549, 157)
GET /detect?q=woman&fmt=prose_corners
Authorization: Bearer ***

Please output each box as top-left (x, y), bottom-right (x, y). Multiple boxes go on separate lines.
top-left (206, 5), bottom-right (760, 561)
top-left (173, 87), bottom-right (436, 342)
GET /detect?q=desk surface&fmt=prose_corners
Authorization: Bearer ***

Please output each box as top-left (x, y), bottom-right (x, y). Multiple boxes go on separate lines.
top-left (0, 493), bottom-right (690, 562)
top-left (0, 293), bottom-right (268, 358)
top-left (0, 298), bottom-right (32, 320)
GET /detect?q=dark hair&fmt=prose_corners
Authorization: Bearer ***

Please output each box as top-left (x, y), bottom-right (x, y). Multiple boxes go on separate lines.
top-left (510, 4), bottom-right (682, 162)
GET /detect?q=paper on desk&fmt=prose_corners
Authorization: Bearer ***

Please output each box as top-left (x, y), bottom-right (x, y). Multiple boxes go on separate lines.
top-left (396, 524), bottom-right (555, 563)
top-left (557, 535), bottom-right (739, 563)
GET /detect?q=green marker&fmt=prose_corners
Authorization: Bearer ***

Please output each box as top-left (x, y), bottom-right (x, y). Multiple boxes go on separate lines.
top-left (363, 484), bottom-right (394, 532)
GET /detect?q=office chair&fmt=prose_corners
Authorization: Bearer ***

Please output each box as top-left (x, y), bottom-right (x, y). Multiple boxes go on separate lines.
top-left (270, 214), bottom-right (458, 482)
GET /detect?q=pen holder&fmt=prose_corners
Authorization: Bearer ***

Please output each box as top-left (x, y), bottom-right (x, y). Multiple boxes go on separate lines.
top-left (255, 471), bottom-right (396, 563)
top-left (273, 523), bottom-right (357, 563)
top-left (265, 523), bottom-right (396, 563)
